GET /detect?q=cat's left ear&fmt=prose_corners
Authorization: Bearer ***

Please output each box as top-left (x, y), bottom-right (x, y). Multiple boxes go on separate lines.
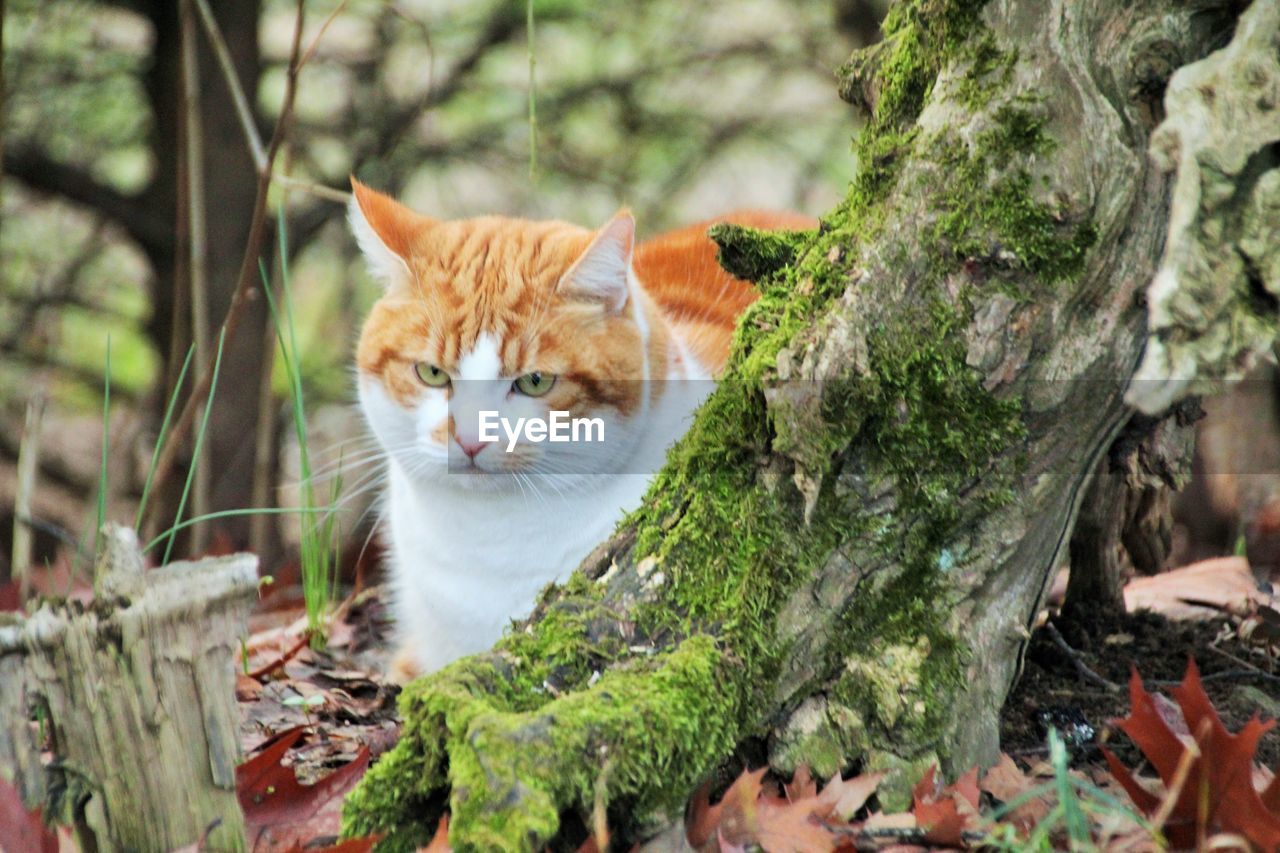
top-left (348, 178), bottom-right (435, 289)
top-left (559, 210), bottom-right (634, 314)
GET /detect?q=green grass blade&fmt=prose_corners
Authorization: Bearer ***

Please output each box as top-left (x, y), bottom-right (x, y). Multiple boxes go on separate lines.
top-left (263, 215), bottom-right (338, 642)
top-left (135, 344), bottom-right (196, 530)
top-left (142, 505), bottom-right (327, 554)
top-left (160, 327), bottom-right (226, 566)
top-left (1049, 729), bottom-right (1091, 849)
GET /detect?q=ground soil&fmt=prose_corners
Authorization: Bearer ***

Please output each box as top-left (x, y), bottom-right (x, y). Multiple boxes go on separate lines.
top-left (1000, 607), bottom-right (1280, 772)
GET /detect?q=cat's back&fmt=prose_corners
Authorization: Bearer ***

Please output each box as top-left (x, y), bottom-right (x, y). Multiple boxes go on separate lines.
top-left (634, 210), bottom-right (816, 373)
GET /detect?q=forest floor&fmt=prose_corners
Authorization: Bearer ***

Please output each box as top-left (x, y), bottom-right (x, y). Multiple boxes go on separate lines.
top-left (220, 553), bottom-right (1280, 850)
top-left (6, 549), bottom-right (1278, 850)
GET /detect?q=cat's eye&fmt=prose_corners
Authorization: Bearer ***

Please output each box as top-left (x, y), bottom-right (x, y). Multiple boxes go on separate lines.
top-left (413, 362), bottom-right (451, 387)
top-left (514, 371), bottom-right (556, 397)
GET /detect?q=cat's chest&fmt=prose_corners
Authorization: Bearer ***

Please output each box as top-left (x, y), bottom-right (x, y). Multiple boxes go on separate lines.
top-left (385, 467), bottom-right (647, 579)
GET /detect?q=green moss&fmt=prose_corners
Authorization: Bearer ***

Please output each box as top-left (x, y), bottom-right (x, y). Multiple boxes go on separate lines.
top-left (928, 101), bottom-right (1098, 289)
top-left (344, 637), bottom-right (735, 852)
top-left (709, 223), bottom-right (811, 282)
top-left (953, 32), bottom-right (1017, 110)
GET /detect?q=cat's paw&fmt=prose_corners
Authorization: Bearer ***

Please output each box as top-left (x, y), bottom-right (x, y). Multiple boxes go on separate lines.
top-left (388, 644), bottom-right (421, 685)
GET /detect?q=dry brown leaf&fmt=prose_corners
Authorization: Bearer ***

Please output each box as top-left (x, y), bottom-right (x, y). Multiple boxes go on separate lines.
top-left (237, 726), bottom-right (371, 852)
top-left (1124, 557), bottom-right (1265, 620)
top-left (817, 770), bottom-right (884, 821)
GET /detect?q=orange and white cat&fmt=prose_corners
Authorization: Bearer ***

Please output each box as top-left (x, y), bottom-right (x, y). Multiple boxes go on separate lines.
top-left (348, 179), bottom-right (813, 677)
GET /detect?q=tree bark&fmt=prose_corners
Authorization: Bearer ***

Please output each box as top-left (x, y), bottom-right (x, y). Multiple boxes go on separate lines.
top-left (340, 0), bottom-right (1269, 849)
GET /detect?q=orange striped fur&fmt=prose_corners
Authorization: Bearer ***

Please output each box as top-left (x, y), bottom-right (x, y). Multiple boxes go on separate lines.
top-left (353, 180), bottom-right (815, 410)
top-left (635, 210), bottom-right (818, 371)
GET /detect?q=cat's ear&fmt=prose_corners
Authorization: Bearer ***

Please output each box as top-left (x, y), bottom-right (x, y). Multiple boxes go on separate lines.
top-left (559, 210), bottom-right (634, 314)
top-left (348, 178), bottom-right (432, 289)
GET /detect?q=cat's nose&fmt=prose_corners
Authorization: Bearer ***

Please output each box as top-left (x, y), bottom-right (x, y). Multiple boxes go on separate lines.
top-left (455, 436), bottom-right (488, 459)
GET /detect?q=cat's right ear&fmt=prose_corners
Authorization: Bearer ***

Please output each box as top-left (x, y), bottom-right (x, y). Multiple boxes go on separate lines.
top-left (348, 178), bottom-right (429, 289)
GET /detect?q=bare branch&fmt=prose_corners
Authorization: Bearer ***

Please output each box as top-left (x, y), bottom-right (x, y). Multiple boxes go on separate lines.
top-left (191, 0), bottom-right (266, 171)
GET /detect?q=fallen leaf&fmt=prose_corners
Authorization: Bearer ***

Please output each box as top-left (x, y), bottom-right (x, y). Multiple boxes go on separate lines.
top-left (1104, 659), bottom-right (1280, 850)
top-left (1124, 557), bottom-right (1265, 620)
top-left (684, 768), bottom-right (835, 852)
top-left (786, 766), bottom-right (818, 802)
top-left (817, 771), bottom-right (883, 821)
top-left (421, 815), bottom-right (451, 852)
top-left (980, 754), bottom-right (1051, 832)
top-left (237, 726), bottom-right (371, 852)
top-left (911, 765), bottom-right (979, 847)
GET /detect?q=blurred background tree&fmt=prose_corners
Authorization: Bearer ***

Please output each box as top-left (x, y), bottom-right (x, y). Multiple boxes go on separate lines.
top-left (0, 0), bottom-right (884, 579)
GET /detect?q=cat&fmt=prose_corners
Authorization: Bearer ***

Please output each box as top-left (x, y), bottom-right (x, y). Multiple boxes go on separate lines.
top-left (348, 178), bottom-right (814, 679)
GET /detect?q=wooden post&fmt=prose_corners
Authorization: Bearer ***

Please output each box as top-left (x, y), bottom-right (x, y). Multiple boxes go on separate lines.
top-left (0, 524), bottom-right (257, 851)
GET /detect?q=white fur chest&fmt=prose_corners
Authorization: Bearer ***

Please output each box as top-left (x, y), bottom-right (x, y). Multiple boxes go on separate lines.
top-left (384, 463), bottom-right (654, 672)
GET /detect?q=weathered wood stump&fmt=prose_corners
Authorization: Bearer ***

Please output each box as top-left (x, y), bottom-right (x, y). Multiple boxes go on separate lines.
top-left (0, 524), bottom-right (258, 851)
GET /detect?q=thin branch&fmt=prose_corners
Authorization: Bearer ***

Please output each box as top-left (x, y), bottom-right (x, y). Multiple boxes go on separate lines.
top-left (181, 0), bottom-right (213, 553)
top-left (142, 0), bottom-right (308, 534)
top-left (1, 220), bottom-right (107, 352)
top-left (297, 0), bottom-right (350, 72)
top-left (1044, 622), bottom-right (1122, 693)
top-left (191, 0), bottom-right (266, 171)
top-left (274, 173), bottom-right (349, 204)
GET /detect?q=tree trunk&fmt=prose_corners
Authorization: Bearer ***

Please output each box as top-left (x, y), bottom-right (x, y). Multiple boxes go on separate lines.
top-left (1063, 401), bottom-right (1200, 619)
top-left (143, 0), bottom-right (271, 553)
top-left (341, 0), bottom-right (1273, 849)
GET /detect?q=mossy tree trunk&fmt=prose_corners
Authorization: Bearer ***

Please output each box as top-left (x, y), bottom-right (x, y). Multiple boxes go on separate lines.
top-left (344, 0), bottom-right (1274, 849)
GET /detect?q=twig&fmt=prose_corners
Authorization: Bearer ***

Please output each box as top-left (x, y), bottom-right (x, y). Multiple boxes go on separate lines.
top-left (193, 0), bottom-right (347, 202)
top-left (143, 0), bottom-right (309, 535)
top-left (1148, 727), bottom-right (1200, 837)
top-left (16, 514), bottom-right (86, 561)
top-left (1043, 621), bottom-right (1122, 693)
top-left (273, 173), bottom-right (349, 204)
top-left (181, 0), bottom-right (213, 554)
top-left (191, 0), bottom-right (266, 171)
top-left (247, 631), bottom-right (313, 680)
top-left (1206, 639), bottom-right (1270, 675)
top-left (296, 0), bottom-right (350, 72)
top-left (1152, 668), bottom-right (1280, 689)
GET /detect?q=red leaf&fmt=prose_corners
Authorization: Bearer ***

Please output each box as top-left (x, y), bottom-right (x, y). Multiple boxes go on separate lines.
top-left (980, 754), bottom-right (1051, 833)
top-left (1107, 658), bottom-right (1280, 851)
top-left (236, 727), bottom-right (371, 852)
top-left (910, 765), bottom-right (980, 847)
top-left (817, 771), bottom-right (883, 821)
top-left (0, 776), bottom-right (57, 853)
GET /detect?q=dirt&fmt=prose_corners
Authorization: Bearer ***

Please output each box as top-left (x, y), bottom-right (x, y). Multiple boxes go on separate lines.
top-left (1000, 606), bottom-right (1280, 771)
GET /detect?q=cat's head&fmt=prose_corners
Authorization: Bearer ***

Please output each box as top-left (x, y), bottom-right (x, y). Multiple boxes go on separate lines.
top-left (349, 180), bottom-right (652, 489)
